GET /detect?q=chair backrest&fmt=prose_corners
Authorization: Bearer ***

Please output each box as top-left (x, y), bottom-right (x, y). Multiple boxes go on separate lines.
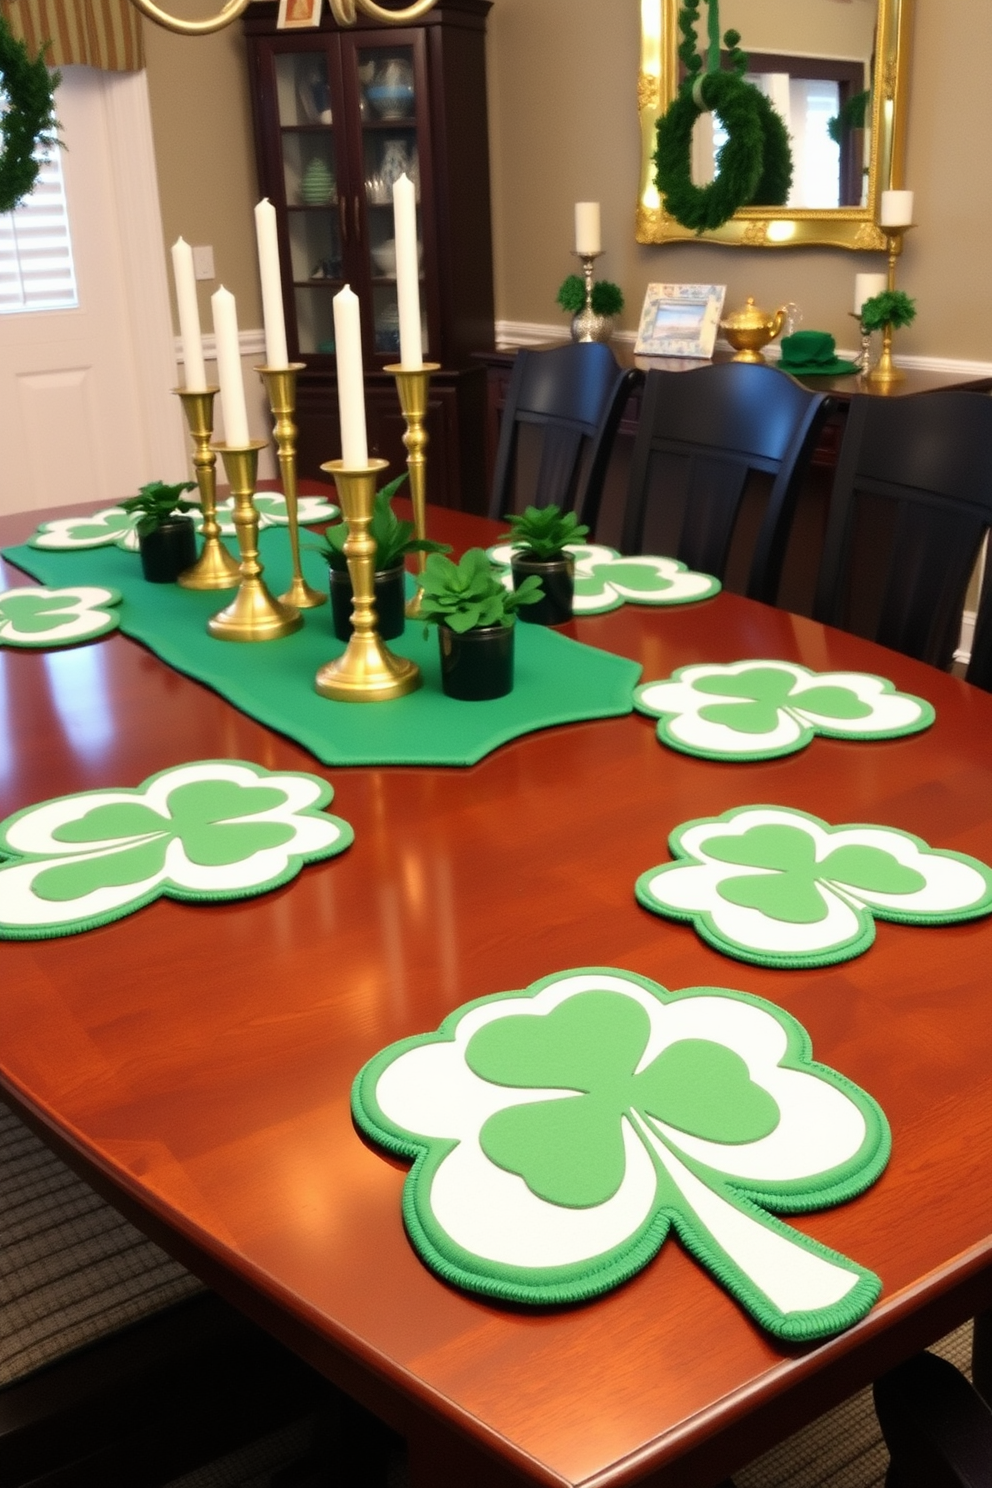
top-left (813, 391), bottom-right (992, 670)
top-left (489, 342), bottom-right (639, 533)
top-left (620, 362), bottom-right (829, 595)
top-left (966, 558), bottom-right (992, 692)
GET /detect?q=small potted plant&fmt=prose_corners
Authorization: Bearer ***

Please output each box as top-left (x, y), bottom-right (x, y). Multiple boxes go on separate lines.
top-left (122, 480), bottom-right (198, 583)
top-left (419, 548), bottom-right (543, 701)
top-left (499, 505), bottom-right (589, 626)
top-left (314, 474), bottom-right (450, 641)
top-left (556, 275), bottom-right (624, 343)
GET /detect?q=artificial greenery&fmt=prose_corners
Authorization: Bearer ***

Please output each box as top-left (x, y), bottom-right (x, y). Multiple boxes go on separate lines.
top-left (653, 0), bottom-right (792, 234)
top-left (0, 16), bottom-right (60, 216)
top-left (314, 474), bottom-right (450, 573)
top-left (827, 89), bottom-right (870, 145)
top-left (499, 505), bottom-right (589, 561)
top-left (418, 549), bottom-right (544, 632)
top-left (860, 290), bottom-right (917, 332)
top-left (556, 276), bottom-right (625, 318)
top-left (121, 480), bottom-right (197, 539)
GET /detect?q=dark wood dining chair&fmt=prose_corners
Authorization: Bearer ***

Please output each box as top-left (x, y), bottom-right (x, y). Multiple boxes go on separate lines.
top-left (965, 560), bottom-right (992, 692)
top-left (488, 342), bottom-right (640, 534)
top-left (874, 1349), bottom-right (992, 1487)
top-left (812, 391), bottom-right (992, 671)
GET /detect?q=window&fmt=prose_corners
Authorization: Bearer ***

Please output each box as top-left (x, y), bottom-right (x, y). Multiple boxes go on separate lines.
top-left (0, 140), bottom-right (78, 314)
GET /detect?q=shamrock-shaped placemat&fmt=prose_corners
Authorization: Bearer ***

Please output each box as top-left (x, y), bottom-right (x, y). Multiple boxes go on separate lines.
top-left (353, 966), bottom-right (889, 1339)
top-left (0, 759), bottom-right (353, 939)
top-left (636, 805), bottom-right (992, 968)
top-left (634, 661), bottom-right (935, 761)
top-left (27, 493), bottom-right (338, 552)
top-left (486, 542), bottom-right (721, 615)
top-left (0, 586), bottom-right (121, 647)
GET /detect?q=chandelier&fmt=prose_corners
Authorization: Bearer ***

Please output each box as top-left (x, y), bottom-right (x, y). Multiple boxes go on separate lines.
top-left (131, 0), bottom-right (438, 36)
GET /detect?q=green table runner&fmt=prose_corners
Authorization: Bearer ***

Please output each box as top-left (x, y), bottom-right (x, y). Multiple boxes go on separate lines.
top-left (4, 532), bottom-right (642, 768)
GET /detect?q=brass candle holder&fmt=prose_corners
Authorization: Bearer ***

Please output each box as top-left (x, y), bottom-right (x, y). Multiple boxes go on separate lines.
top-left (256, 363), bottom-right (327, 610)
top-left (385, 361), bottom-right (441, 618)
top-left (866, 225), bottom-right (914, 388)
top-left (315, 458), bottom-right (421, 702)
top-left (174, 387), bottom-right (241, 590)
top-left (207, 441), bottom-right (302, 642)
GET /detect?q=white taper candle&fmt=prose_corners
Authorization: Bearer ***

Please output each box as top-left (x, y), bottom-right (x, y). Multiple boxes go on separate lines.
top-left (171, 237), bottom-right (207, 392)
top-left (393, 173), bottom-right (423, 369)
top-left (254, 199), bottom-right (289, 370)
top-left (211, 286), bottom-right (251, 448)
top-left (333, 285), bottom-right (368, 467)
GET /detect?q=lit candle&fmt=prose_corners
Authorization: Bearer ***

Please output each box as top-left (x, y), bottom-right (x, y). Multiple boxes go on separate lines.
top-left (333, 285), bottom-right (368, 467)
top-left (171, 237), bottom-right (207, 392)
top-left (880, 190), bottom-right (914, 228)
top-left (393, 173), bottom-right (422, 369)
top-left (211, 286), bottom-right (250, 448)
top-left (574, 201), bottom-right (601, 256)
top-left (854, 272), bottom-right (888, 315)
top-left (254, 198), bottom-right (289, 370)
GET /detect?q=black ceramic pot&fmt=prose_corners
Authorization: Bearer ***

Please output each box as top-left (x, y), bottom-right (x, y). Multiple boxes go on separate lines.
top-left (330, 562), bottom-right (406, 641)
top-left (511, 550), bottom-right (575, 626)
top-left (439, 622), bottom-right (514, 701)
top-left (139, 517), bottom-right (198, 583)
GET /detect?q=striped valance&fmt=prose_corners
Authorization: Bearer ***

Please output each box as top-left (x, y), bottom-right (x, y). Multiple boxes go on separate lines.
top-left (0, 0), bottom-right (143, 72)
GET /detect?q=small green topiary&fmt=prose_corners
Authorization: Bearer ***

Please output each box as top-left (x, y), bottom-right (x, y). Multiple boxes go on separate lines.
top-left (556, 276), bottom-right (625, 318)
top-left (860, 290), bottom-right (917, 332)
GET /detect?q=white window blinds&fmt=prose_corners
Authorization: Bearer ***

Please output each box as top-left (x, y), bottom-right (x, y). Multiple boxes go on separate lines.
top-left (0, 142), bottom-right (78, 315)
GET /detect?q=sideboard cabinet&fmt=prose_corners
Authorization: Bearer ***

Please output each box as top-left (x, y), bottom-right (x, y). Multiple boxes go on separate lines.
top-left (243, 0), bottom-right (494, 512)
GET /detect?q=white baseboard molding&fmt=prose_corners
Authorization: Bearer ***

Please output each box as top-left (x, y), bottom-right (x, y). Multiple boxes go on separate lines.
top-left (174, 328), bottom-right (267, 363)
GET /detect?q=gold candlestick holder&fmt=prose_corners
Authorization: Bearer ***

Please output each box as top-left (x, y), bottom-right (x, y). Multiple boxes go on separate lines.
top-left (256, 363), bottom-right (327, 610)
top-left (385, 361), bottom-right (441, 618)
top-left (207, 441), bottom-right (302, 642)
top-left (174, 387), bottom-right (242, 590)
top-left (315, 458), bottom-right (421, 702)
top-left (866, 225), bottom-right (914, 388)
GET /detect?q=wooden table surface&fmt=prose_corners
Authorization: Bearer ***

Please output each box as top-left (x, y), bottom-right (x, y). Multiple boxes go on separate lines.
top-left (1, 495), bottom-right (991, 1488)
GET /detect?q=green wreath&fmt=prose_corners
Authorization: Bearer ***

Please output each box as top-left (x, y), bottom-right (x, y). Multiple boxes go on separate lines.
top-left (0, 15), bottom-right (60, 217)
top-left (653, 1), bottom-right (792, 234)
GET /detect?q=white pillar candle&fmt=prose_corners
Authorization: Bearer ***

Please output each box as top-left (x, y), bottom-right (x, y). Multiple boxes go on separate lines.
top-left (393, 173), bottom-right (423, 370)
top-left (880, 189), bottom-right (914, 228)
top-left (574, 201), bottom-right (601, 256)
top-left (854, 272), bottom-right (888, 315)
top-left (254, 198), bottom-right (289, 370)
top-left (333, 285), bottom-right (368, 467)
top-left (171, 237), bottom-right (207, 392)
top-left (211, 286), bottom-right (251, 448)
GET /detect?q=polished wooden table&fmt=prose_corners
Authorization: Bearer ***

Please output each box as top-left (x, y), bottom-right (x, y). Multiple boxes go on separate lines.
top-left (2, 497), bottom-right (991, 1488)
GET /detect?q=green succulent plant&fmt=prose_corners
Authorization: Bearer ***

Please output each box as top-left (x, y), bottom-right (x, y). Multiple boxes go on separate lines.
top-left (314, 474), bottom-right (451, 573)
top-left (121, 480), bottom-right (197, 539)
top-left (419, 548), bottom-right (544, 632)
top-left (556, 275), bottom-right (625, 318)
top-left (499, 504), bottom-right (589, 561)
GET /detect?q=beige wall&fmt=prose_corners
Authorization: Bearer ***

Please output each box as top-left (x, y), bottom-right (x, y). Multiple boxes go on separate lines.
top-left (143, 1), bottom-right (992, 364)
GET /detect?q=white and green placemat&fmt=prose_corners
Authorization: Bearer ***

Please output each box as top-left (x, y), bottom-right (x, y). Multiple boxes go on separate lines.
top-left (486, 542), bottom-right (721, 615)
top-left (636, 805), bottom-right (992, 968)
top-left (27, 492), bottom-right (338, 552)
top-left (0, 586), bottom-right (121, 647)
top-left (353, 966), bottom-right (889, 1340)
top-left (634, 661), bottom-right (935, 761)
top-left (0, 760), bottom-right (353, 939)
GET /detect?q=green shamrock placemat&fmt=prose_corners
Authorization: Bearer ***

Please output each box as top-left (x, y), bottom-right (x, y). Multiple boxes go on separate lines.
top-left (635, 661), bottom-right (935, 761)
top-left (636, 805), bottom-right (992, 968)
top-left (26, 492), bottom-right (338, 552)
top-left (3, 531), bottom-right (642, 768)
top-left (0, 586), bottom-right (121, 647)
top-left (486, 542), bottom-right (721, 615)
top-left (353, 966), bottom-right (889, 1340)
top-left (0, 759), bottom-right (353, 939)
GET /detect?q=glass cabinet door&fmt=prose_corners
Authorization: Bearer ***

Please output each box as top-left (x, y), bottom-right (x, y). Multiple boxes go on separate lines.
top-left (273, 49), bottom-right (343, 357)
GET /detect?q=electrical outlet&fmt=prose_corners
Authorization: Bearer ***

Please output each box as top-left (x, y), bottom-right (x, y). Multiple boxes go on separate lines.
top-left (192, 245), bottom-right (215, 280)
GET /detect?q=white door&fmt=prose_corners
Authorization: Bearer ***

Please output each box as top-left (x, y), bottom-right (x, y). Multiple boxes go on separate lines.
top-left (0, 66), bottom-right (184, 516)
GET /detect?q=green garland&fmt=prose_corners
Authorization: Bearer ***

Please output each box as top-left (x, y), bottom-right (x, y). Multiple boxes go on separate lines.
top-left (861, 290), bottom-right (916, 332)
top-left (0, 16), bottom-right (60, 217)
top-left (653, 1), bottom-right (792, 234)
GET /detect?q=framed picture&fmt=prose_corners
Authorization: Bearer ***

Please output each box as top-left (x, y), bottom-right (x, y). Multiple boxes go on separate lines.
top-left (277, 0), bottom-right (323, 28)
top-left (634, 283), bottom-right (726, 359)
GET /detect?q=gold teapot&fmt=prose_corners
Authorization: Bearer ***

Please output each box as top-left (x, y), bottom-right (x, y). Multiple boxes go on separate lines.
top-left (720, 297), bottom-right (788, 364)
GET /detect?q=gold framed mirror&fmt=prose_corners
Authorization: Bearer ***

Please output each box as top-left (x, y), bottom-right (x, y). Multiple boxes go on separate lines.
top-left (636, 0), bottom-right (913, 249)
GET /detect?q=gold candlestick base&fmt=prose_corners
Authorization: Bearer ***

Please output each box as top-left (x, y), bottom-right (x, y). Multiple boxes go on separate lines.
top-left (173, 388), bottom-right (242, 590)
top-left (256, 363), bottom-right (327, 611)
top-left (865, 226), bottom-right (912, 387)
top-left (385, 362), bottom-right (441, 618)
top-left (315, 458), bottom-right (421, 701)
top-left (208, 442), bottom-right (302, 642)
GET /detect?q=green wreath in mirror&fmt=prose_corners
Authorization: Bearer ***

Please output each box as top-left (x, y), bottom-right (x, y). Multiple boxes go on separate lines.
top-left (0, 17), bottom-right (60, 216)
top-left (653, 3), bottom-right (792, 234)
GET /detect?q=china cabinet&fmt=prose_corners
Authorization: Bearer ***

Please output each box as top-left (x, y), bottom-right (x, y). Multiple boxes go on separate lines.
top-left (243, 0), bottom-right (494, 512)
